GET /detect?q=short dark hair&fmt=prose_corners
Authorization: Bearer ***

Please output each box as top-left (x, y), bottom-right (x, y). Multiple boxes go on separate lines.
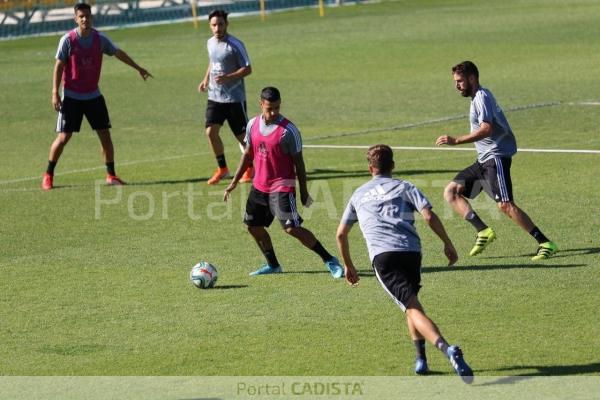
top-left (209, 9), bottom-right (228, 21)
top-left (367, 144), bottom-right (394, 174)
top-left (261, 87), bottom-right (281, 102)
top-left (74, 3), bottom-right (91, 13)
top-left (452, 61), bottom-right (479, 80)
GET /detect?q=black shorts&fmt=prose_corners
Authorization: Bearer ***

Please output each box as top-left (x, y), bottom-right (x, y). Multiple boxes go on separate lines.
top-left (372, 251), bottom-right (422, 312)
top-left (205, 100), bottom-right (248, 136)
top-left (243, 186), bottom-right (303, 229)
top-left (56, 95), bottom-right (111, 133)
top-left (453, 157), bottom-right (513, 202)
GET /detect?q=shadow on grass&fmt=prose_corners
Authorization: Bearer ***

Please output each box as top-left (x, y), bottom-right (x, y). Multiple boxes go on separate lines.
top-left (306, 168), bottom-right (457, 181)
top-left (555, 247), bottom-right (600, 256)
top-left (211, 285), bottom-right (249, 290)
top-left (127, 177), bottom-right (205, 186)
top-left (475, 362), bottom-right (600, 386)
top-left (37, 178), bottom-right (206, 189)
top-left (482, 246), bottom-right (600, 259)
top-left (282, 262), bottom-right (583, 277)
top-left (282, 270), bottom-right (376, 277)
top-left (282, 270), bottom-right (333, 275)
top-left (417, 370), bottom-right (447, 376)
top-left (45, 184), bottom-right (88, 190)
top-left (422, 263), bottom-right (585, 273)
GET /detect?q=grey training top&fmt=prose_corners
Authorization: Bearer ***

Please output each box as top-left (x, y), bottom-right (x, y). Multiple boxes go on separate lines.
top-left (245, 115), bottom-right (302, 155)
top-left (206, 34), bottom-right (251, 103)
top-left (55, 29), bottom-right (118, 100)
top-left (470, 87), bottom-right (517, 163)
top-left (341, 176), bottom-right (432, 261)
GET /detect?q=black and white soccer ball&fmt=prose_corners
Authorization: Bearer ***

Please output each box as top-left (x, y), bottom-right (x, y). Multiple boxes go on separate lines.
top-left (190, 261), bottom-right (218, 289)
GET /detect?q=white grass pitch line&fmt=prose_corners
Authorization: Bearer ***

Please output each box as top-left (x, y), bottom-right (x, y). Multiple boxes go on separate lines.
top-left (306, 101), bottom-right (561, 142)
top-left (3, 100), bottom-right (597, 186)
top-left (570, 101), bottom-right (600, 106)
top-left (304, 144), bottom-right (600, 155)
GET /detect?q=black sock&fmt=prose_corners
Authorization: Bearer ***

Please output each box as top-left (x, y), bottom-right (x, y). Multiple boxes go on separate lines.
top-left (465, 211), bottom-right (488, 232)
top-left (311, 241), bottom-right (333, 263)
top-left (106, 162), bottom-right (116, 176)
top-left (216, 154), bottom-right (227, 169)
top-left (263, 249), bottom-right (280, 268)
top-left (529, 227), bottom-right (549, 244)
top-left (46, 161), bottom-right (57, 175)
top-left (413, 339), bottom-right (426, 360)
top-left (435, 337), bottom-right (450, 357)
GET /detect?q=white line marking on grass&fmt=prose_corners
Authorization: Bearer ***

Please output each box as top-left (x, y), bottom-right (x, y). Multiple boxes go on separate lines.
top-left (0, 153), bottom-right (199, 185)
top-left (3, 100), bottom-right (597, 187)
top-left (304, 144), bottom-right (600, 155)
top-left (307, 101), bottom-right (561, 142)
top-left (570, 101), bottom-right (600, 106)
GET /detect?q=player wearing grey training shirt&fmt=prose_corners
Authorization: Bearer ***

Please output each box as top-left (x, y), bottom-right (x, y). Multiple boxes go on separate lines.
top-left (198, 9), bottom-right (253, 185)
top-left (340, 175), bottom-right (431, 259)
top-left (336, 144), bottom-right (473, 382)
top-left (436, 61), bottom-right (556, 261)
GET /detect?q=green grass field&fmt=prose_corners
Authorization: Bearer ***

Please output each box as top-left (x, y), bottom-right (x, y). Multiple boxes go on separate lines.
top-left (1, 0), bottom-right (600, 384)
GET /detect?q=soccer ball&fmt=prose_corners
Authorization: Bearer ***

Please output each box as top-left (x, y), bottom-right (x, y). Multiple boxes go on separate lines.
top-left (190, 261), bottom-right (218, 289)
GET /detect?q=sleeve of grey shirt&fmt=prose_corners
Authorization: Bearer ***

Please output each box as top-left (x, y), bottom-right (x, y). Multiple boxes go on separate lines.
top-left (244, 118), bottom-right (254, 149)
top-left (56, 34), bottom-right (70, 61)
top-left (403, 183), bottom-right (432, 211)
top-left (340, 197), bottom-right (358, 225)
top-left (100, 32), bottom-right (119, 56)
top-left (280, 121), bottom-right (302, 155)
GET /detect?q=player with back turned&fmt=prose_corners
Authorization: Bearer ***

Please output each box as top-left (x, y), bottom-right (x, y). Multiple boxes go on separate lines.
top-left (336, 144), bottom-right (474, 382)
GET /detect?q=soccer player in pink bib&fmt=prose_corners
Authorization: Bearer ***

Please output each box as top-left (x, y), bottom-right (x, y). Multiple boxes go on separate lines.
top-left (42, 3), bottom-right (152, 190)
top-left (224, 87), bottom-right (343, 278)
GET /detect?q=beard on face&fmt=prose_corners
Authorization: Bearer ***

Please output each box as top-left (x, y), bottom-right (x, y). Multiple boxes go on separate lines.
top-left (460, 81), bottom-right (472, 97)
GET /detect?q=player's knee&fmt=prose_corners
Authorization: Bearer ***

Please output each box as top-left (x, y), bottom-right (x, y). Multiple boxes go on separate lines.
top-left (443, 183), bottom-right (460, 203)
top-left (97, 130), bottom-right (111, 140)
top-left (405, 295), bottom-right (423, 311)
top-left (284, 226), bottom-right (297, 236)
top-left (497, 201), bottom-right (514, 215)
top-left (247, 225), bottom-right (261, 237)
top-left (205, 126), bottom-right (219, 138)
top-left (55, 134), bottom-right (71, 146)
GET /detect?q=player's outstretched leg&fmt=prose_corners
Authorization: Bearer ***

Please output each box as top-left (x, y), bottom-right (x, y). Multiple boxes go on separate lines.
top-left (406, 297), bottom-right (474, 383)
top-left (446, 345), bottom-right (474, 384)
top-left (247, 226), bottom-right (283, 276)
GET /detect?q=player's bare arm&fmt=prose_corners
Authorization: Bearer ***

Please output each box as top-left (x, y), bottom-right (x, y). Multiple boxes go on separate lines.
top-left (114, 49), bottom-right (152, 80)
top-left (292, 152), bottom-right (312, 207)
top-left (420, 207), bottom-right (458, 266)
top-left (335, 223), bottom-right (360, 286)
top-left (436, 122), bottom-right (492, 146)
top-left (198, 63), bottom-right (211, 92)
top-left (52, 59), bottom-right (65, 111)
top-left (214, 65), bottom-right (252, 85)
top-left (223, 149), bottom-right (253, 201)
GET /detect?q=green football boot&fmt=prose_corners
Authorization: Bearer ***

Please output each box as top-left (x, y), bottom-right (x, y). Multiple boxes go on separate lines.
top-left (469, 227), bottom-right (496, 256)
top-left (531, 241), bottom-right (558, 261)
